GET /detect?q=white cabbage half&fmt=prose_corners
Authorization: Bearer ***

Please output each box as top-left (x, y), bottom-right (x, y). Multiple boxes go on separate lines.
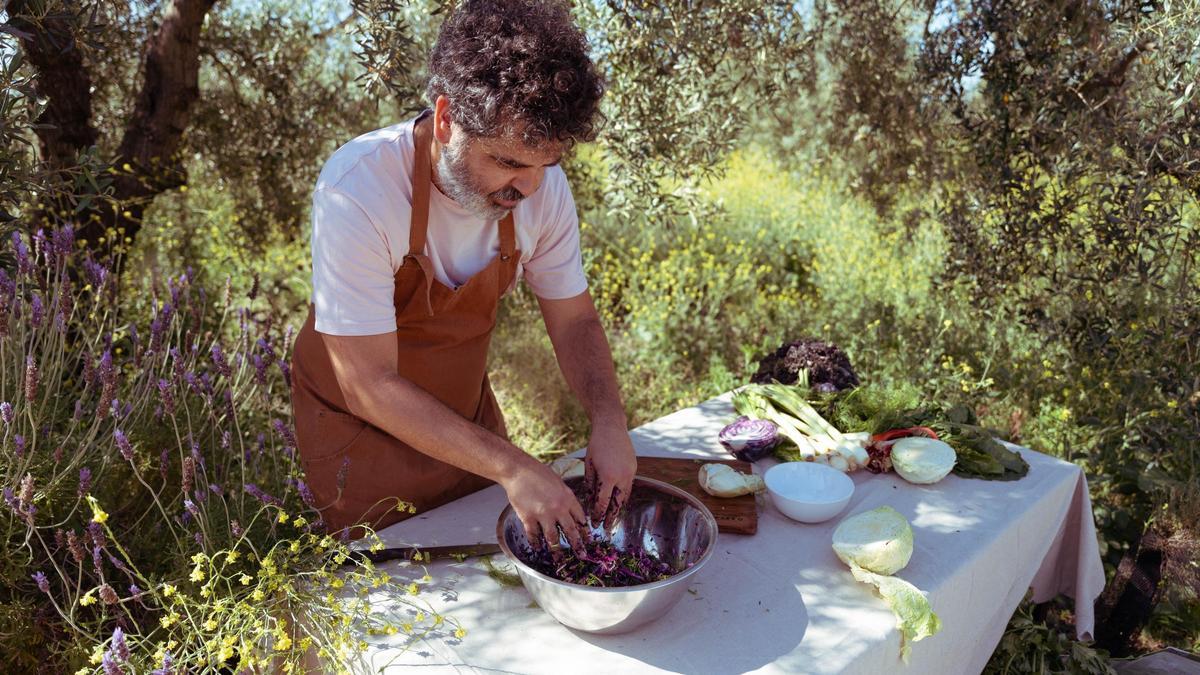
top-left (832, 506), bottom-right (941, 661)
top-left (891, 437), bottom-right (957, 484)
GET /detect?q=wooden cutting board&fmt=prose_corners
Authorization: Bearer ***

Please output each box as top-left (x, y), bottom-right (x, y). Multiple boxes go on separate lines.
top-left (636, 456), bottom-right (758, 535)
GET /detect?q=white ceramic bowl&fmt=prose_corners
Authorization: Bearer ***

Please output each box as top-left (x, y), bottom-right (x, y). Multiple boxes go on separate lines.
top-left (764, 461), bottom-right (855, 523)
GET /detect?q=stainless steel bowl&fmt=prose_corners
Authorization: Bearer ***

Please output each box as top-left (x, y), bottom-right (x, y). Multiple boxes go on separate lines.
top-left (496, 475), bottom-right (718, 635)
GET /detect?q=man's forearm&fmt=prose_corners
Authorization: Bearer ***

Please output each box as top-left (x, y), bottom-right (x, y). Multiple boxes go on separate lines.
top-left (551, 315), bottom-right (627, 427)
top-left (344, 374), bottom-right (538, 486)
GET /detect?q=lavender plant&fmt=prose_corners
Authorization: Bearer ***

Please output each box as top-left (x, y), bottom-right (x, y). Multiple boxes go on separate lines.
top-left (0, 227), bottom-right (460, 673)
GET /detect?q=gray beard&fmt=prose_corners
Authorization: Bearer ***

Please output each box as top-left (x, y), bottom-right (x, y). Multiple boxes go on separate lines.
top-left (437, 136), bottom-right (516, 222)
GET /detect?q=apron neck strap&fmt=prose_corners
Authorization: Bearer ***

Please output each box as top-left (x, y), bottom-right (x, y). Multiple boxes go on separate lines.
top-left (499, 211), bottom-right (516, 260)
top-left (412, 108), bottom-right (519, 261)
top-left (410, 109), bottom-right (435, 257)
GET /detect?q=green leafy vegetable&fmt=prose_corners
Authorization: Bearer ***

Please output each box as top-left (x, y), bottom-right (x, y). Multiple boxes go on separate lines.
top-left (817, 385), bottom-right (1029, 481)
top-left (848, 564), bottom-right (943, 662)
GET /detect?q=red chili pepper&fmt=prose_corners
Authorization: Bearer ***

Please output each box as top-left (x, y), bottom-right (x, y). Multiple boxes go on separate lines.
top-left (870, 426), bottom-right (940, 442)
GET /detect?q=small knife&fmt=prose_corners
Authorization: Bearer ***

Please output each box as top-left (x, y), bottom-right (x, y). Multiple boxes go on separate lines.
top-left (343, 543), bottom-right (502, 566)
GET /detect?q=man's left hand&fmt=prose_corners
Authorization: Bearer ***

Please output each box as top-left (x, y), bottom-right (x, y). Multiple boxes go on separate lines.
top-left (584, 423), bottom-right (637, 527)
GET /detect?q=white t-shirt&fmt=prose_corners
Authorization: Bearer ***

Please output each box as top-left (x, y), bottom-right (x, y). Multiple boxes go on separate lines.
top-left (310, 116), bottom-right (589, 336)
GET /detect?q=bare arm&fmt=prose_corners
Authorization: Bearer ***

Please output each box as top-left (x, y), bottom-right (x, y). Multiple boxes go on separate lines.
top-left (321, 331), bottom-right (585, 545)
top-left (537, 290), bottom-right (637, 520)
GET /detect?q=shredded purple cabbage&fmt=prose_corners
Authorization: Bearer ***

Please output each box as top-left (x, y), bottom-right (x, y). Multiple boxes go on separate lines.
top-left (519, 536), bottom-right (682, 587)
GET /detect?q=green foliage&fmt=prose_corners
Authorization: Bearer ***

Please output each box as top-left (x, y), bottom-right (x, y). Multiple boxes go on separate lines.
top-left (985, 600), bottom-right (1115, 675)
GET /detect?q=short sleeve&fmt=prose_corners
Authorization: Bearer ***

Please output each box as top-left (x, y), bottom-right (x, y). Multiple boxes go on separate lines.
top-left (311, 188), bottom-right (398, 336)
top-left (523, 170), bottom-right (589, 300)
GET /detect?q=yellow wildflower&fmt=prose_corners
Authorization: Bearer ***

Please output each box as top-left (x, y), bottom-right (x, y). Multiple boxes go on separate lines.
top-left (163, 583), bottom-right (177, 597)
top-left (190, 566), bottom-right (206, 583)
top-left (80, 590), bottom-right (96, 607)
top-left (277, 512), bottom-right (290, 524)
top-left (226, 550), bottom-right (240, 563)
top-left (274, 635), bottom-right (292, 651)
top-left (87, 496), bottom-right (108, 525)
top-left (240, 574), bottom-right (253, 586)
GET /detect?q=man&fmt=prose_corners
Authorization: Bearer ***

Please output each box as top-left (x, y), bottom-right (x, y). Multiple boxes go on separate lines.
top-left (289, 0), bottom-right (634, 550)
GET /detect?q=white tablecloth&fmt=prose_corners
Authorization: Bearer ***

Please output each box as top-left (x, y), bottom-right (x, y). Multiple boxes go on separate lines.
top-left (357, 394), bottom-right (1105, 674)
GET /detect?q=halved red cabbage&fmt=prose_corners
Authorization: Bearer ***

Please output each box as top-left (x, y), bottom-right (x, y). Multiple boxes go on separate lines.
top-left (718, 416), bottom-right (780, 462)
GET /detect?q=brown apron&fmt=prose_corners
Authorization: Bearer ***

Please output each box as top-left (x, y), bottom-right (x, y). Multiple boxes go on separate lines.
top-left (289, 109), bottom-right (520, 536)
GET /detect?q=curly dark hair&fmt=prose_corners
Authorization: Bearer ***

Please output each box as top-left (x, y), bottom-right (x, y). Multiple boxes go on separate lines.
top-left (426, 0), bottom-right (605, 147)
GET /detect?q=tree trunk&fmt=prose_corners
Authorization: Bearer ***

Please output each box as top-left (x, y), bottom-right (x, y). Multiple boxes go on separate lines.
top-left (8, 0), bottom-right (218, 261)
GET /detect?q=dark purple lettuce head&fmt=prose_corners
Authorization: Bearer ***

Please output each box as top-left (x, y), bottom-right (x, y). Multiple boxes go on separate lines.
top-left (718, 416), bottom-right (780, 462)
top-left (750, 338), bottom-right (860, 391)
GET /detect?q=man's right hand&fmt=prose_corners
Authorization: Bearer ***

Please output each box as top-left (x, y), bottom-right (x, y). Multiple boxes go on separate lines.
top-left (501, 460), bottom-right (586, 552)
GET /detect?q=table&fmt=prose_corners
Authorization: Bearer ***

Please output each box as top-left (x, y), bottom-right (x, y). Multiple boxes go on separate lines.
top-left (356, 393), bottom-right (1106, 674)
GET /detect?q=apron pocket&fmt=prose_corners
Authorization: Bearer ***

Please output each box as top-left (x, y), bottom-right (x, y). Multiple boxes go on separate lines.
top-left (299, 408), bottom-right (369, 464)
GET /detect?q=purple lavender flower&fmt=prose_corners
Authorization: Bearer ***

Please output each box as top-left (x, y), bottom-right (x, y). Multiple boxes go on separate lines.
top-left (1, 401), bottom-right (12, 425)
top-left (52, 225), bottom-right (74, 258)
top-left (32, 228), bottom-right (45, 257)
top-left (112, 626), bottom-right (130, 661)
top-left (272, 419), bottom-right (297, 449)
top-left (2, 487), bottom-right (16, 511)
top-left (210, 343), bottom-right (232, 378)
top-left (184, 371), bottom-right (199, 394)
top-left (157, 379), bottom-right (175, 415)
top-left (32, 570), bottom-right (49, 594)
top-left (24, 356), bottom-right (39, 401)
top-left (104, 549), bottom-right (129, 574)
top-left (92, 545), bottom-right (104, 576)
top-left (278, 359), bottom-right (292, 388)
top-left (337, 456), bottom-right (351, 491)
top-left (30, 293), bottom-right (44, 328)
top-left (193, 531), bottom-right (204, 546)
top-left (14, 434), bottom-right (25, 458)
top-left (220, 430), bottom-right (230, 449)
top-left (67, 531), bottom-right (85, 562)
top-left (244, 483), bottom-right (281, 506)
top-left (78, 467), bottom-right (92, 497)
top-left (297, 480), bottom-right (315, 507)
top-left (152, 651), bottom-right (174, 675)
top-left (98, 350), bottom-right (115, 418)
top-left (53, 445), bottom-right (64, 463)
top-left (209, 483), bottom-right (222, 496)
top-left (184, 499), bottom-right (199, 517)
top-left (114, 428), bottom-right (133, 461)
top-left (129, 584), bottom-right (142, 597)
top-left (170, 347), bottom-right (185, 385)
top-left (252, 354), bottom-right (267, 386)
top-left (231, 519), bottom-right (243, 537)
top-left (73, 400), bottom-right (83, 422)
top-left (102, 652), bottom-right (124, 675)
top-left (83, 258), bottom-right (108, 289)
top-left (11, 232), bottom-right (32, 276)
top-left (56, 281), bottom-right (73, 328)
top-left (256, 336), bottom-right (273, 355)
top-left (88, 521), bottom-right (106, 549)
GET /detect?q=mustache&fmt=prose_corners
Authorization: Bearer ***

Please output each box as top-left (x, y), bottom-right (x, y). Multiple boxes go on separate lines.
top-left (491, 186), bottom-right (524, 203)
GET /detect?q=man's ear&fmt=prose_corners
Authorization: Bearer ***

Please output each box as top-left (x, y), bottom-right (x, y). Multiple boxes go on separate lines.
top-left (433, 95), bottom-right (453, 145)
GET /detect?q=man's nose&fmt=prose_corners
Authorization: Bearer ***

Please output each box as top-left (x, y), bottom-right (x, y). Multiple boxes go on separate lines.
top-left (511, 168), bottom-right (542, 197)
